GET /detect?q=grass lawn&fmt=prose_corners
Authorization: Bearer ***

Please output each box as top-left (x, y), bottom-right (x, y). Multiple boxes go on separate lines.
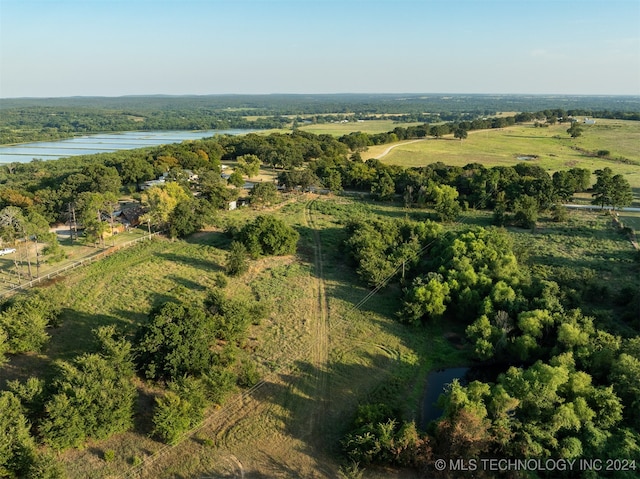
top-left (618, 211), bottom-right (640, 232)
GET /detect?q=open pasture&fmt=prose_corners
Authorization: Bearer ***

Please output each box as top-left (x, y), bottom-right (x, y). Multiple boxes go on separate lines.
top-left (298, 119), bottom-right (422, 136)
top-left (0, 195), bottom-right (464, 478)
top-left (364, 120), bottom-right (640, 189)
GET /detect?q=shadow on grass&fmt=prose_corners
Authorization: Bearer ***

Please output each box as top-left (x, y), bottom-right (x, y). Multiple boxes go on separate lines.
top-left (48, 309), bottom-right (128, 359)
top-left (166, 274), bottom-right (210, 293)
top-left (156, 252), bottom-right (224, 273)
top-left (243, 350), bottom-right (424, 476)
top-left (184, 229), bottom-right (232, 249)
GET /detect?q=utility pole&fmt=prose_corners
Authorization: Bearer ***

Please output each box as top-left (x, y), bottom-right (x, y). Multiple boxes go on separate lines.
top-left (35, 236), bottom-right (40, 278)
top-left (68, 202), bottom-right (78, 242)
top-left (71, 203), bottom-right (78, 241)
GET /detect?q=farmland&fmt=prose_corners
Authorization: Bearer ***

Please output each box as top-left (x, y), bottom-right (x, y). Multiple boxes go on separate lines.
top-left (362, 120), bottom-right (640, 191)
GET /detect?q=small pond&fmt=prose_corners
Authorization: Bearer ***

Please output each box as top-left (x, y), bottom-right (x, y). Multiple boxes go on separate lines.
top-left (420, 367), bottom-right (469, 428)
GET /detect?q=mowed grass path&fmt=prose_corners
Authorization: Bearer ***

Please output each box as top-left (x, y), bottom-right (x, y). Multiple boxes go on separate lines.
top-left (363, 120), bottom-right (640, 189)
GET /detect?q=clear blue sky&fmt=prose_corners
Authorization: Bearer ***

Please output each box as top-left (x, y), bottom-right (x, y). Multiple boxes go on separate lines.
top-left (1, 0), bottom-right (639, 97)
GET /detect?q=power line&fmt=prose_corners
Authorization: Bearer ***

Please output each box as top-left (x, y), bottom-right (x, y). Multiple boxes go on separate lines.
top-left (119, 195), bottom-right (482, 478)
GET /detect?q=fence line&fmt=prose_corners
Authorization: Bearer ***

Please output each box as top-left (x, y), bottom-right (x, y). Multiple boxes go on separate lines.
top-left (0, 232), bottom-right (162, 299)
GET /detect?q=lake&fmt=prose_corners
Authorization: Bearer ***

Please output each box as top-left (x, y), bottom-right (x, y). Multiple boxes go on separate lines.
top-left (0, 129), bottom-right (254, 163)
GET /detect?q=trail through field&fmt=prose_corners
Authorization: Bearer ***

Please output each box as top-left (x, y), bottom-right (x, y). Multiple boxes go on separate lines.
top-left (374, 139), bottom-right (425, 159)
top-left (304, 198), bottom-right (331, 440)
top-left (121, 197), bottom-right (336, 479)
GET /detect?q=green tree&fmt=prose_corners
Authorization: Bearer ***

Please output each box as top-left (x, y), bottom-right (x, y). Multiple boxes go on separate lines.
top-left (168, 199), bottom-right (208, 239)
top-left (400, 275), bottom-right (451, 324)
top-left (152, 391), bottom-right (194, 445)
top-left (41, 351), bottom-right (136, 450)
top-left (567, 122), bottom-right (583, 138)
top-left (249, 182), bottom-right (278, 206)
top-left (429, 124), bottom-right (450, 139)
top-left (152, 376), bottom-right (209, 445)
top-left (513, 195), bottom-right (538, 229)
top-left (371, 172), bottom-right (395, 201)
top-left (0, 288), bottom-right (63, 355)
top-left (591, 167), bottom-right (614, 208)
top-left (325, 168), bottom-right (343, 193)
top-left (239, 215), bottom-right (299, 257)
top-left (454, 128), bottom-right (468, 141)
top-left (142, 182), bottom-right (191, 231)
top-left (197, 170), bottom-right (235, 209)
top-left (610, 174), bottom-right (633, 210)
top-left (609, 354), bottom-right (640, 429)
top-left (81, 164), bottom-right (122, 195)
top-left (118, 155), bottom-right (154, 191)
top-left (0, 391), bottom-right (37, 477)
top-left (135, 301), bottom-right (217, 381)
top-left (228, 170), bottom-right (245, 188)
top-left (236, 154), bottom-right (261, 178)
top-left (430, 183), bottom-right (461, 222)
top-left (225, 241), bottom-right (249, 276)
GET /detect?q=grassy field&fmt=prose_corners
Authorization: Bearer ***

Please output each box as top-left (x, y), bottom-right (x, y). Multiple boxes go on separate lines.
top-left (1, 194), bottom-right (468, 478)
top-left (0, 227), bottom-right (151, 297)
top-left (362, 120), bottom-right (640, 191)
top-left (1, 191), bottom-right (638, 477)
top-left (297, 119), bottom-right (423, 136)
top-left (618, 211), bottom-right (640, 232)
top-left (1, 114), bottom-right (639, 477)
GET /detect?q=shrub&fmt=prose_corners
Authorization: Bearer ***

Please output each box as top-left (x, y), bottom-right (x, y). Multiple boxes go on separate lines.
top-left (152, 381), bottom-right (207, 446)
top-left (237, 360), bottom-right (260, 388)
top-left (0, 288), bottom-right (65, 354)
top-left (40, 352), bottom-right (136, 450)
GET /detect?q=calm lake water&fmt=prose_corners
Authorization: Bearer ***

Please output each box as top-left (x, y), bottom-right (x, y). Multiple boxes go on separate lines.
top-left (0, 129), bottom-right (253, 163)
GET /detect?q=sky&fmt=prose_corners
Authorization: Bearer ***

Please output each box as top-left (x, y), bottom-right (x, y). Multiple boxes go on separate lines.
top-left (1, 0), bottom-right (639, 98)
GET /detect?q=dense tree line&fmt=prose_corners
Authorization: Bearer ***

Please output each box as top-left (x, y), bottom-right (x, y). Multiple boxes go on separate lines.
top-left (341, 224), bottom-right (640, 475)
top-left (0, 106), bottom-right (289, 144)
top-left (344, 217), bottom-right (441, 287)
top-left (1, 115), bottom-right (635, 261)
top-left (3, 94), bottom-right (638, 144)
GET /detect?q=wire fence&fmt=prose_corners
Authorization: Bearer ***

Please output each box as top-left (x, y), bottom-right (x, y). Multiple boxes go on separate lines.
top-left (0, 232), bottom-right (162, 299)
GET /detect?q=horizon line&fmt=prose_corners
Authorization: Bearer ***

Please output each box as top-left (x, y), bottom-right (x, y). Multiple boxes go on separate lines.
top-left (3, 92), bottom-right (640, 101)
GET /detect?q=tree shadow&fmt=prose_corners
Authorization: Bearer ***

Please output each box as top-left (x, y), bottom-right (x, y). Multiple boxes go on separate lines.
top-left (156, 252), bottom-right (223, 273)
top-left (184, 229), bottom-right (232, 249)
top-left (166, 274), bottom-right (209, 293)
top-left (253, 351), bottom-right (410, 468)
top-left (47, 309), bottom-right (128, 359)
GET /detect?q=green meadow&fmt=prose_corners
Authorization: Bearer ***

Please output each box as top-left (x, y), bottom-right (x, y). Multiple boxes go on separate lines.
top-left (363, 120), bottom-right (640, 190)
top-left (298, 119), bottom-right (423, 136)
